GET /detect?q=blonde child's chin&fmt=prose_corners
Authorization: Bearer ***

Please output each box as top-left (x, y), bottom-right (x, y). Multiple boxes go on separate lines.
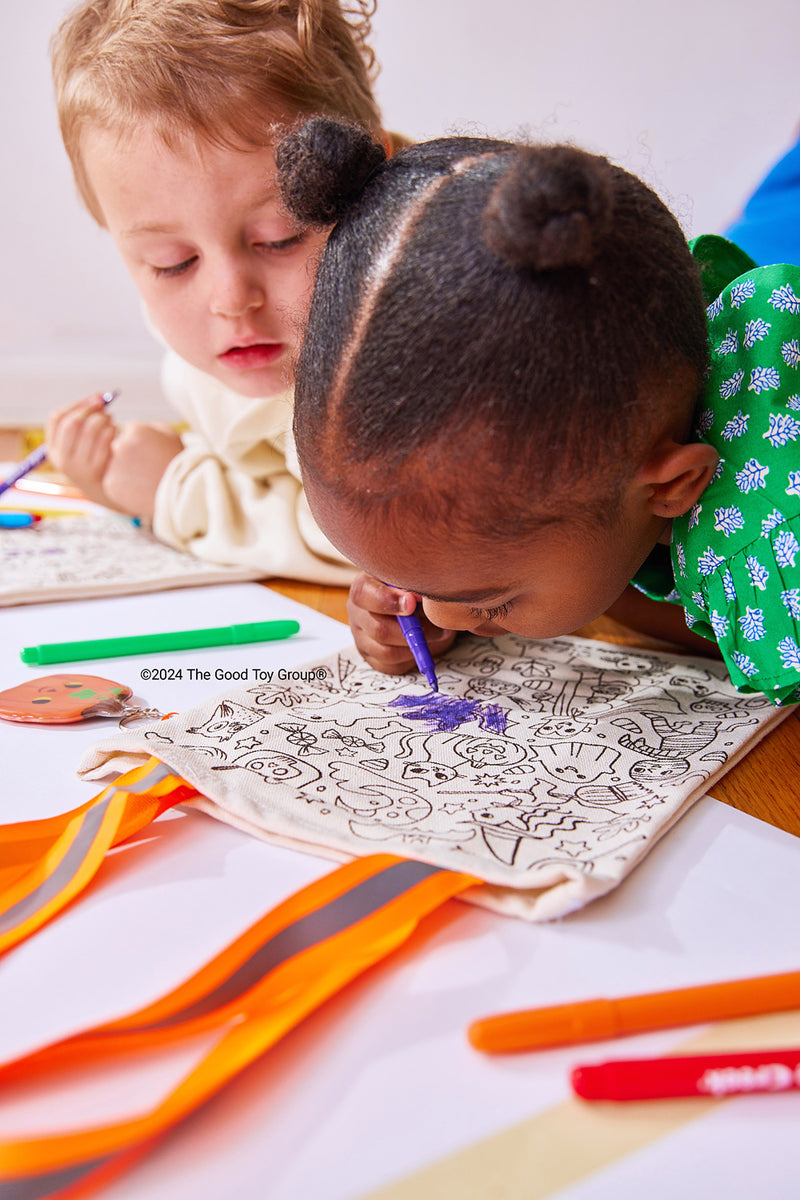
top-left (212, 360), bottom-right (293, 399)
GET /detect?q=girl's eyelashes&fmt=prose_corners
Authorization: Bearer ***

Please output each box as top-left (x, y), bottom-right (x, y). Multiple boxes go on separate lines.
top-left (469, 601), bottom-right (512, 621)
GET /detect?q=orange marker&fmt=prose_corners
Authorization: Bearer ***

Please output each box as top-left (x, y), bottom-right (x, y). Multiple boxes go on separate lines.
top-left (468, 969), bottom-right (800, 1054)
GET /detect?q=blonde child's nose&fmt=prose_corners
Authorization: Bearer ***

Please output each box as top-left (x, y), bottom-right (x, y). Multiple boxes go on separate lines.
top-left (211, 262), bottom-right (264, 318)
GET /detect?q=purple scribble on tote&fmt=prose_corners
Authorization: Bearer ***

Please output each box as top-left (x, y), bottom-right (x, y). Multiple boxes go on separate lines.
top-left (389, 692), bottom-right (508, 734)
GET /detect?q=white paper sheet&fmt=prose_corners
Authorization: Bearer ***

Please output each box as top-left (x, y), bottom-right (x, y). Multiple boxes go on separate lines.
top-left (0, 582), bottom-right (353, 821)
top-left (0, 495), bottom-right (262, 606)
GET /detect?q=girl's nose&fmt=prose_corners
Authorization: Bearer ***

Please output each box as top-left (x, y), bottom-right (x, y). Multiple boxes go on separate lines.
top-left (422, 599), bottom-right (481, 633)
top-left (210, 260), bottom-right (264, 318)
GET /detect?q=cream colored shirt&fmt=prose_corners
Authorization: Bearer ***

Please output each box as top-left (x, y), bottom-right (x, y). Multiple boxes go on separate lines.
top-left (152, 351), bottom-right (356, 585)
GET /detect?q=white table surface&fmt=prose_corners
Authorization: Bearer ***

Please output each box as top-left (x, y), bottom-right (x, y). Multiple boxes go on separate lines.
top-left (1, 583), bottom-right (798, 1199)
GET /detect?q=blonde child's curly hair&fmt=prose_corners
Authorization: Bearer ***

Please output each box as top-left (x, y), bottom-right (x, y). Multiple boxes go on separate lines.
top-left (51, 0), bottom-right (385, 224)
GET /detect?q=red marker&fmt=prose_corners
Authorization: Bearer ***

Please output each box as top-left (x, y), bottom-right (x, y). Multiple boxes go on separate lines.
top-left (571, 1047), bottom-right (800, 1101)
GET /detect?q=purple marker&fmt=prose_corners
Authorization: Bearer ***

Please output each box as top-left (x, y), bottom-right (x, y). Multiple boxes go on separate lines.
top-left (396, 607), bottom-right (439, 693)
top-left (0, 390), bottom-right (118, 499)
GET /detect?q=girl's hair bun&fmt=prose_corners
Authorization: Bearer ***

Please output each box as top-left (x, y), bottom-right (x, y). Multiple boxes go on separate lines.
top-left (483, 145), bottom-right (614, 271)
top-left (276, 116), bottom-right (387, 226)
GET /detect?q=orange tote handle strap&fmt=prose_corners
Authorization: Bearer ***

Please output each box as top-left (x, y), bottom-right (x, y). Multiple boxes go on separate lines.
top-left (0, 759), bottom-right (200, 955)
top-left (0, 855), bottom-right (475, 1081)
top-left (0, 856), bottom-right (479, 1198)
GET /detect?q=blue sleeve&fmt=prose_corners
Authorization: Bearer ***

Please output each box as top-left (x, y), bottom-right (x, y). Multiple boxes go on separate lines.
top-left (724, 133), bottom-right (800, 267)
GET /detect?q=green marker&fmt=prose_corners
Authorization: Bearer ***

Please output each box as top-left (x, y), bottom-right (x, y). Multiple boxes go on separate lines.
top-left (20, 620), bottom-right (300, 665)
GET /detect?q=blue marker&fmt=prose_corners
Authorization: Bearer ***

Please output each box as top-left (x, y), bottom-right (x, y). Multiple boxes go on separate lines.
top-left (0, 512), bottom-right (39, 528)
top-left (0, 390), bottom-right (118, 499)
top-left (396, 607), bottom-right (439, 693)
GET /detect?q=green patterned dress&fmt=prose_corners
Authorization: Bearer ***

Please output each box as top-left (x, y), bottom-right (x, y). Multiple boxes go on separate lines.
top-left (632, 235), bottom-right (800, 705)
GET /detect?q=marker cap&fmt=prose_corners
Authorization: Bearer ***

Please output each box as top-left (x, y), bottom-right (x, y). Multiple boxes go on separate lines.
top-left (469, 999), bottom-right (619, 1053)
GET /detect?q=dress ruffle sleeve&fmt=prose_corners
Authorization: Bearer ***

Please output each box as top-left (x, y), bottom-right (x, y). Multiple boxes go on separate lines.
top-left (668, 238), bottom-right (800, 705)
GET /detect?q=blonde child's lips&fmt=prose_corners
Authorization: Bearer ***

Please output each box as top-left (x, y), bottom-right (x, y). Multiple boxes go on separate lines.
top-left (219, 343), bottom-right (284, 369)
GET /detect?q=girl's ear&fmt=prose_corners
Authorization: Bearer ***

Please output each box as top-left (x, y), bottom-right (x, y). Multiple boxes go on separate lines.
top-left (638, 440), bottom-right (720, 519)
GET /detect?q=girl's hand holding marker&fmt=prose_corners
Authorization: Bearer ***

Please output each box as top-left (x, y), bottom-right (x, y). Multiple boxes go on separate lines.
top-left (346, 575), bottom-right (456, 680)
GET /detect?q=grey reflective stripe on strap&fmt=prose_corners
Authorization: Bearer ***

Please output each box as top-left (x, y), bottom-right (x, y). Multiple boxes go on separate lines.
top-left (123, 858), bottom-right (443, 1030)
top-left (0, 1155), bottom-right (113, 1200)
top-left (0, 857), bottom-right (445, 1199)
top-left (0, 763), bottom-right (174, 936)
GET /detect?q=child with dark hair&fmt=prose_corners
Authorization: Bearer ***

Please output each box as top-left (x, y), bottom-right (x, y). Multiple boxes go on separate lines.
top-left (275, 118), bottom-right (800, 704)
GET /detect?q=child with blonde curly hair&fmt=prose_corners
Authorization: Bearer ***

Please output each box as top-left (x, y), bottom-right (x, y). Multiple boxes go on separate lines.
top-left (47, 0), bottom-right (401, 582)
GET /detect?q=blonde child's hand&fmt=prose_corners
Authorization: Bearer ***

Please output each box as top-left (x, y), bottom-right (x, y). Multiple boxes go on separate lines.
top-left (347, 574), bottom-right (457, 674)
top-left (101, 422), bottom-right (183, 520)
top-left (45, 393), bottom-right (118, 507)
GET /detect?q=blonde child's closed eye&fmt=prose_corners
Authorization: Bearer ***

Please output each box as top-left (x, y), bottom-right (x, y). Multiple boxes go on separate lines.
top-left (149, 234), bottom-right (309, 279)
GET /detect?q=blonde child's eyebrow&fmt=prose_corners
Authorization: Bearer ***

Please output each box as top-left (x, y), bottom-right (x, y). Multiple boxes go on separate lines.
top-left (122, 221), bottom-right (184, 238)
top-left (121, 187), bottom-right (282, 239)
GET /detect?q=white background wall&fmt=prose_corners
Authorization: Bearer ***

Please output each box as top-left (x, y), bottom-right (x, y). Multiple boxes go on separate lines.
top-left (1, 0), bottom-right (798, 425)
